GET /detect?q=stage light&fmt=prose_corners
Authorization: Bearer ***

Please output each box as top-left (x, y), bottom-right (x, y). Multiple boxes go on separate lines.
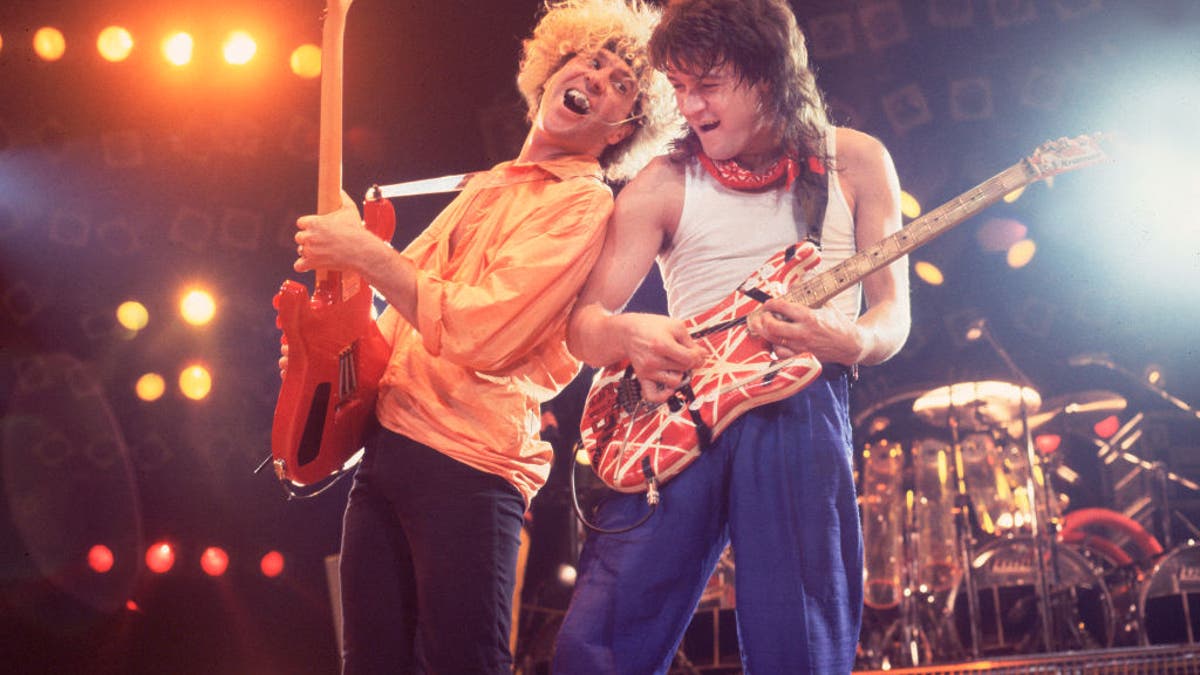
top-left (179, 364), bottom-right (212, 401)
top-left (180, 288), bottom-right (215, 326)
top-left (146, 542), bottom-right (176, 574)
top-left (977, 217), bottom-right (1027, 253)
top-left (913, 260), bottom-right (944, 286)
top-left (0, 33), bottom-right (5, 55)
top-left (88, 544), bottom-right (115, 573)
top-left (125, 600), bottom-right (140, 612)
top-left (260, 551), bottom-right (285, 578)
top-left (162, 32), bottom-right (194, 66)
top-left (1035, 434), bottom-right (1062, 455)
top-left (33, 27), bottom-right (66, 62)
top-left (222, 31), bottom-right (257, 66)
top-left (900, 190), bottom-right (921, 219)
top-left (136, 372), bottom-right (166, 402)
top-left (557, 564), bottom-right (578, 586)
top-left (290, 44), bottom-right (321, 79)
top-left (116, 300), bottom-right (149, 332)
top-left (1144, 364), bottom-right (1163, 386)
top-left (1006, 238), bottom-right (1036, 268)
top-left (1094, 415), bottom-right (1120, 440)
top-left (200, 547), bottom-right (229, 577)
top-left (97, 26), bottom-right (134, 63)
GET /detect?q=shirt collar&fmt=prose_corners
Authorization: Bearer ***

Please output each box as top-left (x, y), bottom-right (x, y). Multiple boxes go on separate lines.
top-left (501, 155), bottom-right (604, 183)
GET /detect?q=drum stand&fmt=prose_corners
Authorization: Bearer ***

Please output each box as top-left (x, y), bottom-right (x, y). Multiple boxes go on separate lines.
top-left (948, 413), bottom-right (985, 658)
top-left (969, 320), bottom-right (1059, 653)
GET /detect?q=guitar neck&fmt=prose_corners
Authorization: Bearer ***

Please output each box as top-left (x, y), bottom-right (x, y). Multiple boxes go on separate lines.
top-left (788, 160), bottom-right (1036, 308)
top-left (315, 1), bottom-right (350, 298)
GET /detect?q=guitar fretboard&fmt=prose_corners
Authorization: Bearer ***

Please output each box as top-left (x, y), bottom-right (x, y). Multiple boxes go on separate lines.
top-left (788, 161), bottom-right (1035, 309)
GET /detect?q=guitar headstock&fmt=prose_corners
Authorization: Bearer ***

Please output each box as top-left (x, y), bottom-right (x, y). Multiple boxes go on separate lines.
top-left (1025, 134), bottom-right (1110, 180)
top-left (323, 0), bottom-right (354, 23)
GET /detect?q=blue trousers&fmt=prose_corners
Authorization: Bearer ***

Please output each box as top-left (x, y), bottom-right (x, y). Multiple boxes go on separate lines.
top-left (554, 372), bottom-right (862, 674)
top-left (338, 425), bottom-right (526, 674)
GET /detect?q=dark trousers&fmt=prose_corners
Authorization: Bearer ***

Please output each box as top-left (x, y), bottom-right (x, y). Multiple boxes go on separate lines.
top-left (338, 425), bottom-right (525, 675)
top-left (554, 372), bottom-right (862, 674)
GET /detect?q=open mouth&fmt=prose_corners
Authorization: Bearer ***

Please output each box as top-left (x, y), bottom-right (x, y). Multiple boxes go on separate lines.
top-left (698, 121), bottom-right (720, 133)
top-left (564, 88), bottom-right (591, 115)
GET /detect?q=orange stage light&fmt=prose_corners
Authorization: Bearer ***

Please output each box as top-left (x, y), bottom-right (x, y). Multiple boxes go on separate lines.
top-left (97, 26), bottom-right (134, 62)
top-left (179, 364), bottom-right (213, 401)
top-left (34, 27), bottom-right (67, 62)
top-left (222, 31), bottom-right (257, 66)
top-left (162, 32), bottom-right (194, 66)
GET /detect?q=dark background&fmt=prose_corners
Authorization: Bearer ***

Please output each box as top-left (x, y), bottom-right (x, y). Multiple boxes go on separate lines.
top-left (2, 1), bottom-right (1198, 672)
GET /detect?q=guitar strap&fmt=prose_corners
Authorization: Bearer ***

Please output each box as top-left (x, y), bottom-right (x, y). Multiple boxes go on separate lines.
top-left (795, 151), bottom-right (829, 250)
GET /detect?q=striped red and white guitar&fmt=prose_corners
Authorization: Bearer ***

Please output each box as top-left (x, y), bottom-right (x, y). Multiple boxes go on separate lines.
top-left (579, 135), bottom-right (1110, 493)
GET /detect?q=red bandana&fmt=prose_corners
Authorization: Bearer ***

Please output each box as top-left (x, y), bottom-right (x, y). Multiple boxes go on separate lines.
top-left (697, 151), bottom-right (825, 192)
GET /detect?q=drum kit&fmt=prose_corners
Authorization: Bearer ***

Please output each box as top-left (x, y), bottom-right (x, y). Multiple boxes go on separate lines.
top-left (855, 376), bottom-right (1200, 670)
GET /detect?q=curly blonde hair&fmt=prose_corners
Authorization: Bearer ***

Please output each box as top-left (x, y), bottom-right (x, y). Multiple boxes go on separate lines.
top-left (518, 0), bottom-right (683, 183)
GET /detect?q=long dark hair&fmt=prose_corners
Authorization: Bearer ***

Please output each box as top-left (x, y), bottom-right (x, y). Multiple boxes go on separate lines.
top-left (647, 0), bottom-right (831, 164)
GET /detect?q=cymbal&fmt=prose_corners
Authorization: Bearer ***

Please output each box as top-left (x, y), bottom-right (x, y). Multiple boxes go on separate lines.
top-left (912, 380), bottom-right (1041, 431)
top-left (1006, 389), bottom-right (1126, 437)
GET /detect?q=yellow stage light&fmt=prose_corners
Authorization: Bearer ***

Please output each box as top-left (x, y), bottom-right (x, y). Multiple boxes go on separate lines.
top-left (116, 300), bottom-right (149, 331)
top-left (223, 31), bottom-right (257, 66)
top-left (180, 288), bottom-right (216, 326)
top-left (1003, 185), bottom-right (1026, 203)
top-left (900, 190), bottom-right (922, 220)
top-left (1006, 239), bottom-right (1036, 268)
top-left (162, 32), bottom-right (194, 66)
top-left (913, 260), bottom-right (944, 286)
top-left (34, 27), bottom-right (67, 62)
top-left (97, 26), bottom-right (134, 62)
top-left (290, 43), bottom-right (321, 79)
top-left (179, 364), bottom-right (213, 401)
top-left (136, 373), bottom-right (166, 402)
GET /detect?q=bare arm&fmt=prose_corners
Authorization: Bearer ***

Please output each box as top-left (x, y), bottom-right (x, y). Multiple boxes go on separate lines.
top-left (567, 157), bottom-right (706, 400)
top-left (752, 128), bottom-right (911, 365)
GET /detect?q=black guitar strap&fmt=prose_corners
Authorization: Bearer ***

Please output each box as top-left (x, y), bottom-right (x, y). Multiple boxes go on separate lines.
top-left (795, 152), bottom-right (830, 250)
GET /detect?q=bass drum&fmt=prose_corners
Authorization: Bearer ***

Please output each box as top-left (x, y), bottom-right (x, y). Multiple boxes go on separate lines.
top-left (948, 537), bottom-right (1114, 656)
top-left (1139, 543), bottom-right (1200, 645)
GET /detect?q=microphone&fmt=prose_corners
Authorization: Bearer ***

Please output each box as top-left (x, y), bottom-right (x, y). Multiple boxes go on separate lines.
top-left (964, 318), bottom-right (987, 342)
top-left (1067, 352), bottom-right (1114, 368)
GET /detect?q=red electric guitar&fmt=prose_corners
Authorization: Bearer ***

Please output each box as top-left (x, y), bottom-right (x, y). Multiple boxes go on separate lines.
top-left (580, 135), bottom-right (1111, 493)
top-left (270, 0), bottom-right (395, 487)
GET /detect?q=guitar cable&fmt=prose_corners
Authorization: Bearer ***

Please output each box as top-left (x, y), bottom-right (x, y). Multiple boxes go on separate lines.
top-left (568, 442), bottom-right (660, 534)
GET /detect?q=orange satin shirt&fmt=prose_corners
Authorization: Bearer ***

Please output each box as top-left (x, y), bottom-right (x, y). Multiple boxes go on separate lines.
top-left (374, 156), bottom-right (612, 505)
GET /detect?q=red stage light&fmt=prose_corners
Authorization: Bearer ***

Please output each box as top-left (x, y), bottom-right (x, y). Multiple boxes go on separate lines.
top-left (145, 542), bottom-right (175, 574)
top-left (1034, 434), bottom-right (1062, 455)
top-left (88, 544), bottom-right (115, 573)
top-left (260, 550), bottom-right (285, 578)
top-left (200, 547), bottom-right (229, 577)
top-left (1094, 415), bottom-right (1120, 439)
top-left (126, 599), bottom-right (140, 612)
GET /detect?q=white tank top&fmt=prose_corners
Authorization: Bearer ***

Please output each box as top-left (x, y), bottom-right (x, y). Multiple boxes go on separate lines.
top-left (658, 131), bottom-right (859, 321)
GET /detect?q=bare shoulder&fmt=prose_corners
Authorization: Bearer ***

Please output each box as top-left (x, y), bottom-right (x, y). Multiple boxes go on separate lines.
top-left (612, 154), bottom-right (686, 245)
top-left (833, 127), bottom-right (892, 174)
top-left (832, 127), bottom-right (899, 217)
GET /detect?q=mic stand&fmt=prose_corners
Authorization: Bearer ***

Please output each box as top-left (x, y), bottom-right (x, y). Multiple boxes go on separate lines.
top-left (1087, 358), bottom-right (1200, 422)
top-left (974, 323), bottom-right (1057, 653)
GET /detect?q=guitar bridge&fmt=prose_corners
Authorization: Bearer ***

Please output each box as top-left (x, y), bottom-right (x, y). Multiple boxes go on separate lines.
top-left (617, 366), bottom-right (642, 413)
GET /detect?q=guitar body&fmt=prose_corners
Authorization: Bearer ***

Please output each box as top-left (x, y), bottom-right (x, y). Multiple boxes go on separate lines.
top-left (581, 242), bottom-right (823, 493)
top-left (271, 196), bottom-right (396, 486)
